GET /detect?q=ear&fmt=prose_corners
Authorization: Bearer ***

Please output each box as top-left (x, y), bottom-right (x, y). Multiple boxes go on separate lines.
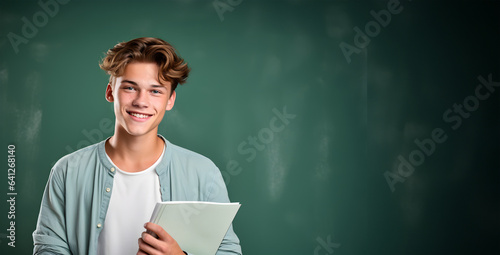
top-left (105, 83), bottom-right (114, 102)
top-left (166, 90), bottom-right (176, 111)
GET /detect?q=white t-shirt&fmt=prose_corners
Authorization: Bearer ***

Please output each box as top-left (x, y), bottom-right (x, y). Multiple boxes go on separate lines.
top-left (97, 146), bottom-right (164, 255)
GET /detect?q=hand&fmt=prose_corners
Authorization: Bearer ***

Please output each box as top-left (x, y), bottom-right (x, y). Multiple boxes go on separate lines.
top-left (137, 222), bottom-right (185, 255)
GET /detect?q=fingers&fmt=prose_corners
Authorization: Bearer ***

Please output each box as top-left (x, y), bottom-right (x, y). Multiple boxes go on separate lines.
top-left (144, 222), bottom-right (170, 241)
top-left (140, 223), bottom-right (171, 254)
top-left (139, 222), bottom-right (183, 255)
top-left (138, 237), bottom-right (158, 255)
top-left (138, 236), bottom-right (159, 255)
top-left (136, 243), bottom-right (149, 255)
top-left (141, 231), bottom-right (162, 251)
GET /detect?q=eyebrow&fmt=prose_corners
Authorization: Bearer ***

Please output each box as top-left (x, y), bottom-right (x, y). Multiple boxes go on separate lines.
top-left (121, 80), bottom-right (167, 89)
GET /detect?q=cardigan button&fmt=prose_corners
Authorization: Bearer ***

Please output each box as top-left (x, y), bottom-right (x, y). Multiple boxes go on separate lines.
top-left (110, 167), bottom-right (115, 172)
top-left (97, 223), bottom-right (102, 228)
top-left (106, 188), bottom-right (111, 192)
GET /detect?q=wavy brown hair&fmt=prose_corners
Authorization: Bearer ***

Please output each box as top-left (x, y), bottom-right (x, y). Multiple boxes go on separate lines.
top-left (99, 37), bottom-right (190, 93)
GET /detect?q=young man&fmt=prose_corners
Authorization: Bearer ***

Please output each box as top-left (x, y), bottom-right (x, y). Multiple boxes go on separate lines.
top-left (33, 37), bottom-right (242, 255)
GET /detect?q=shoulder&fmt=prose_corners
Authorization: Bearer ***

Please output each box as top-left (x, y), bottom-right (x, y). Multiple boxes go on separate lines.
top-left (168, 142), bottom-right (217, 170)
top-left (51, 141), bottom-right (102, 176)
top-left (161, 140), bottom-right (229, 201)
top-left (160, 139), bottom-right (222, 182)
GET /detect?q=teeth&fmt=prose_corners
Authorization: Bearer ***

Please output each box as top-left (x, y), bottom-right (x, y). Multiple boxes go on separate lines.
top-left (129, 112), bottom-right (150, 119)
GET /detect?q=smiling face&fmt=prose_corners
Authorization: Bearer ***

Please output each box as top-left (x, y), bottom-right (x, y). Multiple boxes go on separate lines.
top-left (105, 62), bottom-right (176, 138)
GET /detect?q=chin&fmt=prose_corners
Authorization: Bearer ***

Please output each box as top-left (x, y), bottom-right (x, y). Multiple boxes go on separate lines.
top-left (125, 129), bottom-right (149, 137)
top-left (125, 126), bottom-right (159, 137)
top-left (119, 125), bottom-right (144, 135)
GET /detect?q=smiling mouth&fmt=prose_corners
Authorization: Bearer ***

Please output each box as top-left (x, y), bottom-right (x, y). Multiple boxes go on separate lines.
top-left (127, 111), bottom-right (152, 119)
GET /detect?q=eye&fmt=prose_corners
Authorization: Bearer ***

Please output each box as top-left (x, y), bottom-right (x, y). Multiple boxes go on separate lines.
top-left (122, 86), bottom-right (135, 91)
top-left (151, 90), bottom-right (161, 94)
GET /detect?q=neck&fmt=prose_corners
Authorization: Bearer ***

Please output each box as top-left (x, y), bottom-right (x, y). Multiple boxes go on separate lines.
top-left (105, 127), bottom-right (164, 172)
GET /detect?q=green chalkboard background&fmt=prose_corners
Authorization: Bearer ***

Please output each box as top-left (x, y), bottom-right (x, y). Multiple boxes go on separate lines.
top-left (1, 0), bottom-right (499, 254)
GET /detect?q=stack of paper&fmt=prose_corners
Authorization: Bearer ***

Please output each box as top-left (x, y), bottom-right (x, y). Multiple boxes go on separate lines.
top-left (149, 201), bottom-right (241, 255)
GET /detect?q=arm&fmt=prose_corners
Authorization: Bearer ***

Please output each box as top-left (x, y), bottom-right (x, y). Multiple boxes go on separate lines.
top-left (32, 166), bottom-right (71, 255)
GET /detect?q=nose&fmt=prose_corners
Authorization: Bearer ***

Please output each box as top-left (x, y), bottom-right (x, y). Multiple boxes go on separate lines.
top-left (132, 90), bottom-right (149, 108)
